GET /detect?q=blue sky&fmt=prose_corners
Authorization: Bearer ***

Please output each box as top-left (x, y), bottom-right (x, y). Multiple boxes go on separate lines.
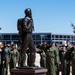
top-left (0, 0), bottom-right (75, 34)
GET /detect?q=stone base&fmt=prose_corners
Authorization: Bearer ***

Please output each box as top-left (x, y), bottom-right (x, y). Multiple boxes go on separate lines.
top-left (11, 67), bottom-right (47, 75)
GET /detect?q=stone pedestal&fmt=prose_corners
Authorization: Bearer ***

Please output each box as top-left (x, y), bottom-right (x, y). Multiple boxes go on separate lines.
top-left (11, 68), bottom-right (47, 75)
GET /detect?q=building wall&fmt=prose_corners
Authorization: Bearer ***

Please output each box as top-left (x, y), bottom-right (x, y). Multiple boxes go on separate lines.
top-left (0, 33), bottom-right (75, 45)
top-left (52, 33), bottom-right (75, 45)
top-left (0, 33), bottom-right (51, 45)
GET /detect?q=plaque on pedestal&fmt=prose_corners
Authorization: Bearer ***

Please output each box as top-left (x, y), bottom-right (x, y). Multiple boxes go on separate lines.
top-left (11, 67), bottom-right (47, 75)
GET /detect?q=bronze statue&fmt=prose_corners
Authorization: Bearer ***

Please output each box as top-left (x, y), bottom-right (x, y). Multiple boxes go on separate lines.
top-left (17, 8), bottom-right (36, 67)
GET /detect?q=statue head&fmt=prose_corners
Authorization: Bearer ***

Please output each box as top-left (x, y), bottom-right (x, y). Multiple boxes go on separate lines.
top-left (24, 8), bottom-right (32, 18)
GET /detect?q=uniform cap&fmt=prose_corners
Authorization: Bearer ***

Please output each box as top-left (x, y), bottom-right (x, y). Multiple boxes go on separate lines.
top-left (3, 41), bottom-right (7, 44)
top-left (43, 40), bottom-right (46, 43)
top-left (50, 40), bottom-right (55, 44)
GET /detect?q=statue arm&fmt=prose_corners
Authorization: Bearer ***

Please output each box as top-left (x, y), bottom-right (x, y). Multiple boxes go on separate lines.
top-left (17, 19), bottom-right (22, 31)
top-left (23, 18), bottom-right (31, 31)
top-left (17, 19), bottom-right (23, 42)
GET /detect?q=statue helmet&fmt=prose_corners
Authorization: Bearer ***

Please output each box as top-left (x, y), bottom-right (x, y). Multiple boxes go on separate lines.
top-left (24, 8), bottom-right (32, 17)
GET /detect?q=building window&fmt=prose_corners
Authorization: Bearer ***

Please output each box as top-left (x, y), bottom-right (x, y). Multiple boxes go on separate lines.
top-left (63, 35), bottom-right (66, 38)
top-left (55, 35), bottom-right (58, 38)
top-left (45, 34), bottom-right (51, 40)
top-left (4, 35), bottom-right (10, 40)
top-left (12, 35), bottom-right (19, 40)
top-left (59, 42), bottom-right (62, 44)
top-left (52, 35), bottom-right (54, 38)
top-left (36, 34), bottom-right (41, 40)
top-left (67, 36), bottom-right (70, 38)
top-left (59, 35), bottom-right (62, 38)
top-left (32, 35), bottom-right (35, 40)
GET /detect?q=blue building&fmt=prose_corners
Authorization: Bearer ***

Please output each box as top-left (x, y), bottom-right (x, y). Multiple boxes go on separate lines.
top-left (0, 33), bottom-right (75, 45)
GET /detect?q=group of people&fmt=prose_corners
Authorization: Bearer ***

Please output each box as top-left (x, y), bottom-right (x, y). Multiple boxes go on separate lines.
top-left (0, 41), bottom-right (19, 75)
top-left (0, 39), bottom-right (75, 75)
top-left (36, 40), bottom-right (75, 75)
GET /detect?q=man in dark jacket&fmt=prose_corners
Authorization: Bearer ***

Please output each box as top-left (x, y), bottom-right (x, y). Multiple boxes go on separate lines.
top-left (0, 42), bottom-right (5, 75)
top-left (69, 42), bottom-right (75, 75)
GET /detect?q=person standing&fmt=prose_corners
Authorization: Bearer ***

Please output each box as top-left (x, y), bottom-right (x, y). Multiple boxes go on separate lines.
top-left (55, 43), bottom-right (60, 75)
top-left (3, 42), bottom-right (11, 75)
top-left (0, 42), bottom-right (5, 75)
top-left (59, 45), bottom-right (67, 75)
top-left (46, 41), bottom-right (59, 75)
top-left (17, 8), bottom-right (36, 67)
top-left (36, 42), bottom-right (46, 68)
top-left (66, 40), bottom-right (72, 75)
top-left (70, 43), bottom-right (75, 75)
top-left (10, 44), bottom-right (19, 74)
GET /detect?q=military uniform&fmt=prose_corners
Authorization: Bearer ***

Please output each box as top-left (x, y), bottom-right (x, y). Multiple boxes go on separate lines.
top-left (10, 48), bottom-right (19, 74)
top-left (66, 45), bottom-right (71, 75)
top-left (46, 46), bottom-right (59, 75)
top-left (7, 43), bottom-right (13, 73)
top-left (40, 51), bottom-right (46, 68)
top-left (4, 46), bottom-right (11, 75)
top-left (65, 40), bottom-right (72, 75)
top-left (37, 50), bottom-right (46, 68)
top-left (36, 43), bottom-right (46, 68)
top-left (55, 46), bottom-right (60, 75)
top-left (59, 46), bottom-right (67, 75)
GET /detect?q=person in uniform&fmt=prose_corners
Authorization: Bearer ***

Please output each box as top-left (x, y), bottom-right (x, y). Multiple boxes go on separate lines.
top-left (3, 41), bottom-right (11, 75)
top-left (36, 41), bottom-right (46, 68)
top-left (7, 43), bottom-right (13, 74)
top-left (66, 40), bottom-right (72, 75)
top-left (59, 45), bottom-right (67, 75)
top-left (55, 42), bottom-right (60, 75)
top-left (69, 43), bottom-right (75, 75)
top-left (0, 42), bottom-right (5, 75)
top-left (17, 8), bottom-right (36, 67)
top-left (46, 40), bottom-right (59, 75)
top-left (10, 44), bottom-right (19, 74)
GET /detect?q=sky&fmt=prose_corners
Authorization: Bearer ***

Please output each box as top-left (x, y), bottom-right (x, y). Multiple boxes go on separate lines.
top-left (0, 0), bottom-right (75, 34)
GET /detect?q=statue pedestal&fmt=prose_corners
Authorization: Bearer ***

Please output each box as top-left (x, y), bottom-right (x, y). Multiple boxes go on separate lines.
top-left (11, 67), bottom-right (47, 75)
